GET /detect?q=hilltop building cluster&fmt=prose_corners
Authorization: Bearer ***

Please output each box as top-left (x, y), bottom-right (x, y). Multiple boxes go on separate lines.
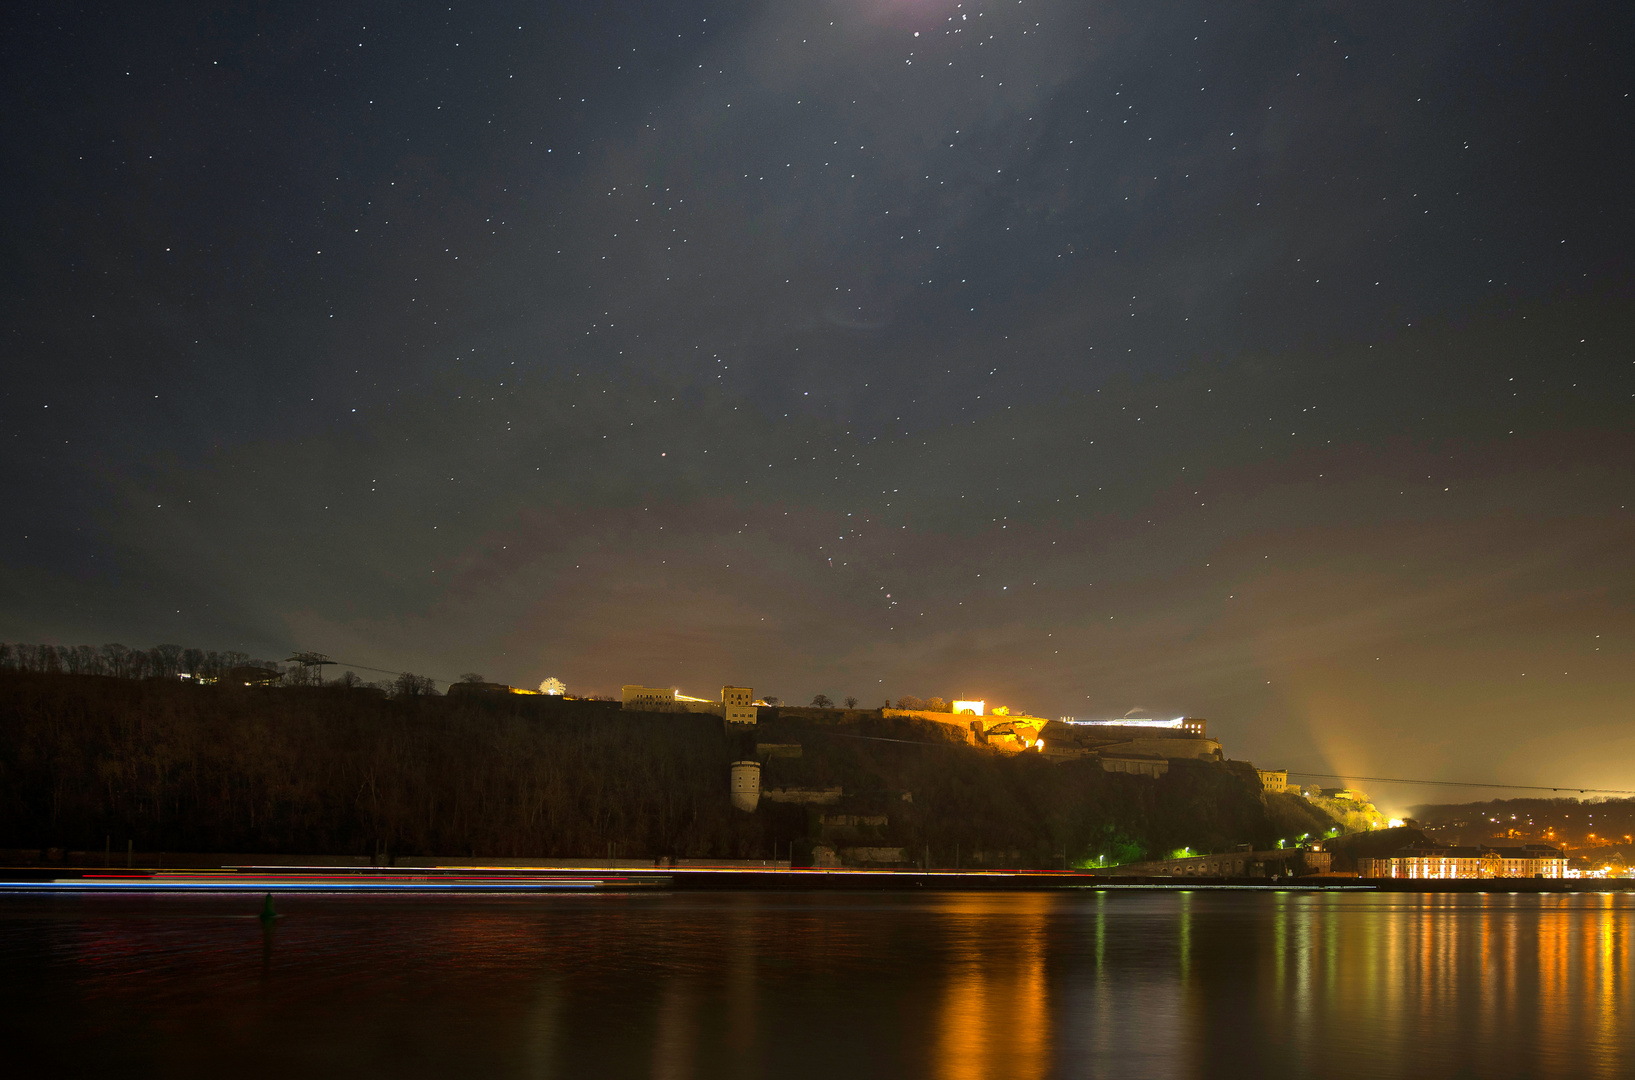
top-left (601, 684), bottom-right (1239, 816)
top-left (615, 684), bottom-right (1226, 768)
top-left (621, 684), bottom-right (762, 724)
top-left (883, 704), bottom-right (1224, 771)
top-left (457, 676), bottom-right (1416, 870)
top-left (522, 677), bottom-right (1441, 871)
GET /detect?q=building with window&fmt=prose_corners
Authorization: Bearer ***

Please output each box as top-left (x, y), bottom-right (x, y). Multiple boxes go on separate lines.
top-left (622, 683), bottom-right (760, 721)
top-left (622, 685), bottom-right (682, 709)
top-left (1257, 769), bottom-right (1288, 794)
top-left (1359, 845), bottom-right (1567, 879)
top-left (723, 685), bottom-right (758, 726)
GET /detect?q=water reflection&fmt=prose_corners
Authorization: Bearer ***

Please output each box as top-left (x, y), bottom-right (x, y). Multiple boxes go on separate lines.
top-left (0, 891), bottom-right (1631, 1078)
top-left (1242, 891), bottom-right (1635, 1079)
top-left (523, 976), bottom-right (562, 1080)
top-left (933, 893), bottom-right (1051, 1080)
top-left (651, 978), bottom-right (695, 1080)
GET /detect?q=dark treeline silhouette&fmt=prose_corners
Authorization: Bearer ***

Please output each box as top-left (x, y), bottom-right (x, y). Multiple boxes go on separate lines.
top-left (892, 696), bottom-right (953, 712)
top-left (0, 641), bottom-right (284, 683)
top-left (0, 640), bottom-right (447, 695)
top-left (0, 669), bottom-right (1293, 867)
top-left (0, 670), bottom-right (756, 860)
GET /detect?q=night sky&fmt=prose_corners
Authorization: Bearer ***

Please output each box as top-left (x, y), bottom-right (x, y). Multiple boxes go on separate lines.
top-left (3, 1), bottom-right (1631, 803)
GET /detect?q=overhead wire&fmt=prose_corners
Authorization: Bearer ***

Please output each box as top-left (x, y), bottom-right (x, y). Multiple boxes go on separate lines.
top-left (1287, 772), bottom-right (1635, 796)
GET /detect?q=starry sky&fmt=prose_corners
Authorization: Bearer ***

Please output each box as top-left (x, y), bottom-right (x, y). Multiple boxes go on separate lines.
top-left (3, 1), bottom-right (1631, 804)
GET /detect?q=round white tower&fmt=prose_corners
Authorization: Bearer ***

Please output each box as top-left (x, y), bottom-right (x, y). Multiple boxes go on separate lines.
top-left (729, 760), bottom-right (761, 813)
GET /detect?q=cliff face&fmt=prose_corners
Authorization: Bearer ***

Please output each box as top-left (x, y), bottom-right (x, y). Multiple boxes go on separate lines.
top-left (0, 671), bottom-right (1279, 868)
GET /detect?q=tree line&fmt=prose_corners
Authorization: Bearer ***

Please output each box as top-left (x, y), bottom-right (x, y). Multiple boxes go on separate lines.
top-left (0, 669), bottom-right (759, 861)
top-left (0, 641), bottom-right (283, 683)
top-left (0, 641), bottom-right (453, 697)
top-left (799, 695), bottom-right (949, 710)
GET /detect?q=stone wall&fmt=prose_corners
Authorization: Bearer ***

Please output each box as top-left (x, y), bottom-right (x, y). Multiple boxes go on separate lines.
top-left (1111, 846), bottom-right (1331, 878)
top-left (762, 786), bottom-right (842, 805)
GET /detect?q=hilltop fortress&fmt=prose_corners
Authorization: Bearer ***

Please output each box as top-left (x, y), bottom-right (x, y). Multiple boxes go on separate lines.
top-left (619, 684), bottom-right (1223, 780)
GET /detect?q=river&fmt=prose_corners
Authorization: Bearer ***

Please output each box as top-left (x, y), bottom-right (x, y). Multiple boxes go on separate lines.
top-left (2, 889), bottom-right (1630, 1077)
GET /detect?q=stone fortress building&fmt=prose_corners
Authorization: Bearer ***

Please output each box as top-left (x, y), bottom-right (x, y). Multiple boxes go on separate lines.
top-left (621, 684), bottom-right (763, 724)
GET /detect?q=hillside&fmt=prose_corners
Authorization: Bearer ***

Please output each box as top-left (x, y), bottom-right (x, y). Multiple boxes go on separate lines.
top-left (0, 671), bottom-right (1293, 868)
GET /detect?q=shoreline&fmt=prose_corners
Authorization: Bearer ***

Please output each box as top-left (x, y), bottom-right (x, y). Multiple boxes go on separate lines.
top-left (1, 863), bottom-right (1631, 894)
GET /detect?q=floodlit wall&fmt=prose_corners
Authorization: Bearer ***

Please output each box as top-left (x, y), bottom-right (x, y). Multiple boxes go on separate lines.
top-left (622, 685), bottom-right (676, 707)
top-left (621, 685), bottom-right (724, 714)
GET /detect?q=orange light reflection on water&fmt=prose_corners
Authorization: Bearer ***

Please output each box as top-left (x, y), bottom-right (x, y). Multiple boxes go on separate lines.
top-left (933, 893), bottom-right (1052, 1080)
top-left (1260, 892), bottom-right (1634, 1077)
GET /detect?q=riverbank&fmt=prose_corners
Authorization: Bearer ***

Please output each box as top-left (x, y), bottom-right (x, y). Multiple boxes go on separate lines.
top-left (2, 862), bottom-right (1629, 893)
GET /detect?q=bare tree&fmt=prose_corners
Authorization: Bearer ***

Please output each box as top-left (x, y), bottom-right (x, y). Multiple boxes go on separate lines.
top-left (394, 673), bottom-right (439, 698)
top-left (843, 696), bottom-right (858, 709)
top-left (811, 694), bottom-right (833, 708)
top-left (101, 644), bottom-right (130, 678)
top-left (459, 672), bottom-right (486, 684)
top-left (154, 644), bottom-right (184, 678)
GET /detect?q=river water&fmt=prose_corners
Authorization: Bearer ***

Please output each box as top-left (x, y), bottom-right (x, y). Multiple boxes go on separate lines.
top-left (2, 889), bottom-right (1631, 1078)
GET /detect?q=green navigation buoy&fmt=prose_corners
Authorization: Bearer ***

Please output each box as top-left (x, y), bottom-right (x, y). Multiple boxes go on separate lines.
top-left (259, 892), bottom-right (278, 921)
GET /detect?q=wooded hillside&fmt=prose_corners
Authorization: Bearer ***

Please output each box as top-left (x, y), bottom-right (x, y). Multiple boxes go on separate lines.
top-left (0, 671), bottom-right (1291, 867)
